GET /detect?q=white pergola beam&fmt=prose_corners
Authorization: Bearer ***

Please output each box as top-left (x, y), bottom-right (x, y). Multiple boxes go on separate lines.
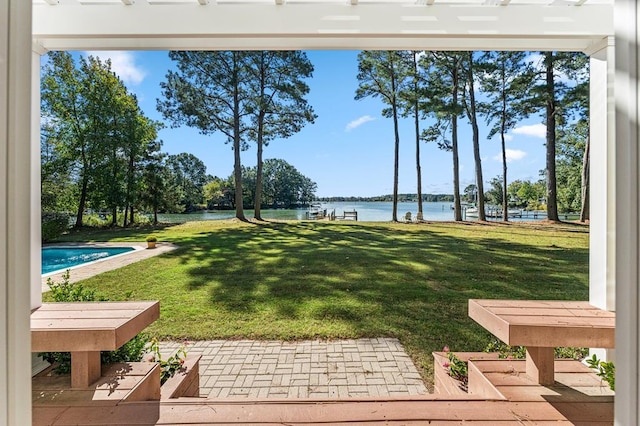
top-left (33, 3), bottom-right (613, 51)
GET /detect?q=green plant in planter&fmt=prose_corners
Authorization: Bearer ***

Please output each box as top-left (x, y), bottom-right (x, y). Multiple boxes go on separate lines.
top-left (441, 347), bottom-right (469, 390)
top-left (148, 338), bottom-right (188, 385)
top-left (146, 235), bottom-right (158, 248)
top-left (586, 354), bottom-right (615, 391)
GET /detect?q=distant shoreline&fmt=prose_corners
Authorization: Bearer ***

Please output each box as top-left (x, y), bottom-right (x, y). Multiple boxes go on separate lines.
top-left (317, 194), bottom-right (454, 203)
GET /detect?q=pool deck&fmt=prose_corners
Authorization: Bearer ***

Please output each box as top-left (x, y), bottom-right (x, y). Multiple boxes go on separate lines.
top-left (42, 242), bottom-right (178, 292)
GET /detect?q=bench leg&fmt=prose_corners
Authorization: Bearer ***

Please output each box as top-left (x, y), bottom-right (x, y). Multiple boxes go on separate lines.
top-left (71, 351), bottom-right (101, 388)
top-left (526, 347), bottom-right (555, 385)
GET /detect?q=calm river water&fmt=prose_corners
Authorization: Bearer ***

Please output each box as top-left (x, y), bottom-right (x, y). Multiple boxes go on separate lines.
top-left (158, 201), bottom-right (547, 223)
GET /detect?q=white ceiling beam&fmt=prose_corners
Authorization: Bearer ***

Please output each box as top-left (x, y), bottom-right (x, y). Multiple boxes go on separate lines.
top-left (32, 2), bottom-right (613, 52)
top-left (275, 0), bottom-right (285, 5)
top-left (43, 0), bottom-right (59, 5)
top-left (350, 0), bottom-right (358, 5)
top-left (198, 0), bottom-right (210, 4)
top-left (121, 0), bottom-right (134, 4)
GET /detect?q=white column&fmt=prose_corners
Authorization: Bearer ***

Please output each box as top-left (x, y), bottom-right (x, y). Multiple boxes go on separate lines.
top-left (614, 0), bottom-right (640, 424)
top-left (588, 37), bottom-right (616, 362)
top-left (32, 47), bottom-right (44, 309)
top-left (0, 0), bottom-right (33, 425)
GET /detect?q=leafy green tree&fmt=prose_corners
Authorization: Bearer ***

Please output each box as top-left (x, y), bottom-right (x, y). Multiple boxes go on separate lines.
top-left (463, 184), bottom-right (477, 204)
top-left (203, 178), bottom-right (229, 210)
top-left (422, 52), bottom-right (465, 221)
top-left (42, 52), bottom-right (158, 228)
top-left (158, 51), bottom-right (252, 220)
top-left (122, 108), bottom-right (163, 226)
top-left (556, 120), bottom-right (588, 214)
top-left (41, 51), bottom-right (96, 227)
top-left (140, 150), bottom-right (167, 224)
top-left (165, 153), bottom-right (208, 213)
top-left (508, 179), bottom-right (546, 210)
top-left (478, 51), bottom-right (533, 222)
top-left (355, 50), bottom-right (410, 222)
top-left (245, 159), bottom-right (317, 208)
top-left (245, 51), bottom-right (317, 220)
top-left (41, 122), bottom-right (77, 213)
top-left (531, 52), bottom-right (589, 222)
top-left (484, 176), bottom-right (503, 207)
top-left (83, 59), bottom-right (135, 226)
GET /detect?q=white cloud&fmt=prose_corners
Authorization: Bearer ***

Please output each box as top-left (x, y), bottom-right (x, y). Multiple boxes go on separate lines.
top-left (512, 123), bottom-right (546, 139)
top-left (493, 149), bottom-right (527, 163)
top-left (345, 115), bottom-right (376, 132)
top-left (504, 134), bottom-right (513, 142)
top-left (84, 51), bottom-right (146, 85)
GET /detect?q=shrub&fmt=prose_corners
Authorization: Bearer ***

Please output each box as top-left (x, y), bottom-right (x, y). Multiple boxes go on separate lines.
top-left (146, 235), bottom-right (158, 243)
top-left (40, 271), bottom-right (150, 373)
top-left (41, 212), bottom-right (70, 242)
top-left (83, 213), bottom-right (109, 228)
top-left (483, 339), bottom-right (587, 360)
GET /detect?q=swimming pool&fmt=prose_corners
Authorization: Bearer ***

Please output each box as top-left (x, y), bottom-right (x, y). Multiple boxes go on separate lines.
top-left (42, 246), bottom-right (136, 275)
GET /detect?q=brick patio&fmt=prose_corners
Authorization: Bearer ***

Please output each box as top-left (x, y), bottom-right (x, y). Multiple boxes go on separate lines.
top-left (158, 338), bottom-right (428, 399)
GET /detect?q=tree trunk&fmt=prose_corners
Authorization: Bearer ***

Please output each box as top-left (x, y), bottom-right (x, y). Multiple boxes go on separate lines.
top-left (467, 53), bottom-right (486, 221)
top-left (392, 105), bottom-right (400, 223)
top-left (390, 52), bottom-right (400, 223)
top-left (545, 52), bottom-right (560, 222)
top-left (452, 66), bottom-right (462, 221)
top-left (501, 132), bottom-right (508, 222)
top-left (125, 152), bottom-right (135, 227)
top-left (500, 65), bottom-right (509, 222)
top-left (580, 134), bottom-right (590, 222)
top-left (75, 175), bottom-right (89, 228)
top-left (123, 203), bottom-right (129, 227)
top-left (413, 52), bottom-right (423, 216)
top-left (255, 128), bottom-right (264, 220)
top-left (254, 54), bottom-right (266, 221)
top-left (232, 54), bottom-right (245, 221)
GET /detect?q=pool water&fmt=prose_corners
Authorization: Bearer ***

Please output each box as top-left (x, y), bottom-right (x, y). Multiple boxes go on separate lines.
top-left (42, 247), bottom-right (135, 274)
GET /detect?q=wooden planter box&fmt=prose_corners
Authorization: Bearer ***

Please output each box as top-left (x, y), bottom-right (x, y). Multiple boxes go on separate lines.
top-left (433, 352), bottom-right (500, 396)
top-left (161, 354), bottom-right (202, 400)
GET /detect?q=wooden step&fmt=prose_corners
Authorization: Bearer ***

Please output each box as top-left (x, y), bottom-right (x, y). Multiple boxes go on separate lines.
top-left (33, 361), bottom-right (160, 407)
top-left (33, 396), bottom-right (611, 425)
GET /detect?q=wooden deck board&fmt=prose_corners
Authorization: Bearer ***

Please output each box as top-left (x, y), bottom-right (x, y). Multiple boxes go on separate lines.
top-left (32, 396), bottom-right (615, 425)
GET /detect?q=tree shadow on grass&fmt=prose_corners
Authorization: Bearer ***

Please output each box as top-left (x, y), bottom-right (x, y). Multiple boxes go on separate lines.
top-left (161, 221), bottom-right (588, 355)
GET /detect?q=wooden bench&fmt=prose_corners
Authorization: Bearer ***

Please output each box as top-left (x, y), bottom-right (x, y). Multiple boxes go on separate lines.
top-left (31, 301), bottom-right (160, 389)
top-left (468, 299), bottom-right (615, 385)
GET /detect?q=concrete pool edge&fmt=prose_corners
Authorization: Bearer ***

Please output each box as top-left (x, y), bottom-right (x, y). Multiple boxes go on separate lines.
top-left (41, 242), bottom-right (178, 292)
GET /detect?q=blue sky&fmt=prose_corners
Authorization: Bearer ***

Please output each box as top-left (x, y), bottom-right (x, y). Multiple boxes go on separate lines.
top-left (66, 50), bottom-right (548, 198)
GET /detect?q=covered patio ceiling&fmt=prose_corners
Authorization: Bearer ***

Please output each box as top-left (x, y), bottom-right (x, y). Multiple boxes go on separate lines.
top-left (33, 0), bottom-right (613, 52)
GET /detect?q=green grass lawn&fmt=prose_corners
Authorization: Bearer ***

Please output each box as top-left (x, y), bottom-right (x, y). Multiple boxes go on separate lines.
top-left (51, 219), bottom-right (589, 387)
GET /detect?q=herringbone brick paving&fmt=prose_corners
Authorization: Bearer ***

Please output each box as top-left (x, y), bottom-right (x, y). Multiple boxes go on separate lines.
top-left (159, 338), bottom-right (428, 398)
